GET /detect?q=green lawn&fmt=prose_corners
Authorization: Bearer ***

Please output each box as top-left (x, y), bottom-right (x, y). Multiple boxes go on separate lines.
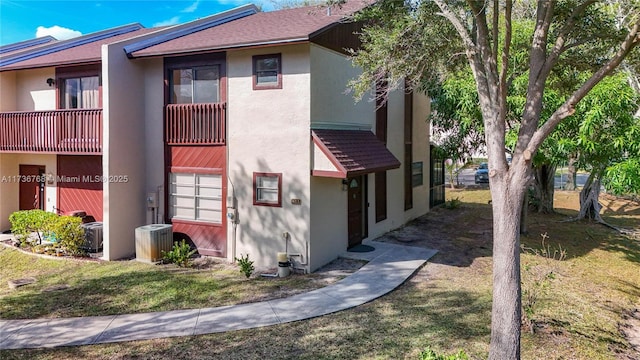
top-left (2, 189), bottom-right (639, 359)
top-left (0, 248), bottom-right (331, 320)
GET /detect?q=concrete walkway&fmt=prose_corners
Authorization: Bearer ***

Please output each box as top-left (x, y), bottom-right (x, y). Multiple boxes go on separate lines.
top-left (0, 241), bottom-right (436, 350)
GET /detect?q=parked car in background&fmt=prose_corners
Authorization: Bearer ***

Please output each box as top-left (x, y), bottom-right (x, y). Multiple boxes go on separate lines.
top-left (475, 162), bottom-right (489, 184)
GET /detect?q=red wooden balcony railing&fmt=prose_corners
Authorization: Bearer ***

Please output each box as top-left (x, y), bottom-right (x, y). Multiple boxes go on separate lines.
top-left (165, 103), bottom-right (226, 145)
top-left (0, 109), bottom-right (102, 154)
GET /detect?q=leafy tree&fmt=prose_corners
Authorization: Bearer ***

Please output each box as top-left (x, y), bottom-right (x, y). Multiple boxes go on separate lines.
top-left (569, 74), bottom-right (640, 221)
top-left (346, 1), bottom-right (640, 358)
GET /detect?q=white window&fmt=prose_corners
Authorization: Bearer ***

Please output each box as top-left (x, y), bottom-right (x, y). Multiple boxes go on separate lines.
top-left (171, 66), bottom-right (220, 104)
top-left (170, 173), bottom-right (222, 223)
top-left (63, 76), bottom-right (99, 109)
top-left (253, 172), bottom-right (282, 207)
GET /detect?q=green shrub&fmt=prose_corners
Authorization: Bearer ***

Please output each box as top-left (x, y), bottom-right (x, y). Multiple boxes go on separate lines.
top-left (9, 210), bottom-right (58, 246)
top-left (235, 253), bottom-right (255, 278)
top-left (442, 197), bottom-right (462, 209)
top-left (9, 210), bottom-right (85, 255)
top-left (162, 240), bottom-right (197, 267)
top-left (419, 347), bottom-right (469, 360)
top-left (52, 216), bottom-right (85, 256)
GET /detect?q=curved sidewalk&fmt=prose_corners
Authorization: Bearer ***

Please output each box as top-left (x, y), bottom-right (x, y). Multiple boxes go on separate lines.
top-left (0, 241), bottom-right (437, 350)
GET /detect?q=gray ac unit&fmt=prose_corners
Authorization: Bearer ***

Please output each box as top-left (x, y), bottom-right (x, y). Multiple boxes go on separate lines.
top-left (135, 224), bottom-right (173, 263)
top-left (81, 222), bottom-right (103, 252)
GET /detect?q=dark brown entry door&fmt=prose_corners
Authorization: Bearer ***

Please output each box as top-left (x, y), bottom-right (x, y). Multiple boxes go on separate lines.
top-left (19, 165), bottom-right (46, 211)
top-left (347, 176), bottom-right (366, 248)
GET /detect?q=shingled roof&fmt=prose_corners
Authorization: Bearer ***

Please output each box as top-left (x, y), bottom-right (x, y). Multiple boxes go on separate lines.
top-left (312, 129), bottom-right (400, 178)
top-left (129, 1), bottom-right (370, 58)
top-left (0, 25), bottom-right (157, 71)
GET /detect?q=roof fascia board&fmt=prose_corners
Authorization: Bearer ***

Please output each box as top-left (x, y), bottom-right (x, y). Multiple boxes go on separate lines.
top-left (123, 4), bottom-right (259, 58)
top-left (132, 38), bottom-right (309, 59)
top-left (311, 131), bottom-right (349, 177)
top-left (0, 24), bottom-right (143, 68)
top-left (0, 36), bottom-right (56, 55)
top-left (311, 122), bottom-right (371, 131)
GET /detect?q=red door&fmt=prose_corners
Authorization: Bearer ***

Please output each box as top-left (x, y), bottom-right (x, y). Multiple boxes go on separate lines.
top-left (19, 165), bottom-right (46, 211)
top-left (347, 176), bottom-right (366, 248)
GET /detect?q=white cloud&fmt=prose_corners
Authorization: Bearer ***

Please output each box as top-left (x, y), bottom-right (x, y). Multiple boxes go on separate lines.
top-left (181, 0), bottom-right (200, 13)
top-left (153, 16), bottom-right (181, 27)
top-left (35, 25), bottom-right (82, 40)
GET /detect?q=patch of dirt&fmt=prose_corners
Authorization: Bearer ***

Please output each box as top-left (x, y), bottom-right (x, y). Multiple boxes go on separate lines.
top-left (621, 307), bottom-right (640, 355)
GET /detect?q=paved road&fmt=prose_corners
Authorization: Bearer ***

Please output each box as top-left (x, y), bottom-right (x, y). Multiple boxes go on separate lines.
top-left (447, 168), bottom-right (589, 188)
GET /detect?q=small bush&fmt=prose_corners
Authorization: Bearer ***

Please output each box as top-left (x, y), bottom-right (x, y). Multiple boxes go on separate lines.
top-left (419, 346), bottom-right (469, 360)
top-left (162, 240), bottom-right (197, 267)
top-left (52, 216), bottom-right (85, 256)
top-left (9, 210), bottom-right (58, 245)
top-left (235, 253), bottom-right (255, 278)
top-left (521, 232), bottom-right (567, 333)
top-left (442, 197), bottom-right (462, 209)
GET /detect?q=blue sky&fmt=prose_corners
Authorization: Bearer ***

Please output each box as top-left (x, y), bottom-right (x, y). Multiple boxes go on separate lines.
top-left (0, 0), bottom-right (273, 47)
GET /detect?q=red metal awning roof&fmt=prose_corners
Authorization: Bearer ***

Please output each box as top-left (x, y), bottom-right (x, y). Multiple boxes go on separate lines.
top-left (311, 129), bottom-right (400, 178)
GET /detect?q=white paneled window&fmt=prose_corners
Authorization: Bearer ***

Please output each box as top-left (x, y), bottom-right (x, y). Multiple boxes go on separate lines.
top-left (253, 172), bottom-right (282, 207)
top-left (170, 173), bottom-right (222, 223)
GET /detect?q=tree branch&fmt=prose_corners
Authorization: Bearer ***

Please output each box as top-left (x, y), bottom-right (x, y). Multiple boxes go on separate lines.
top-left (514, 0), bottom-right (556, 158)
top-left (527, 22), bottom-right (640, 153)
top-left (499, 0), bottom-right (512, 127)
top-left (537, 0), bottom-right (599, 86)
top-left (492, 0), bottom-right (499, 65)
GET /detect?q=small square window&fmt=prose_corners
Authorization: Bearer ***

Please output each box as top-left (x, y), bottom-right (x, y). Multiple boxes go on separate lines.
top-left (253, 172), bottom-right (282, 207)
top-left (412, 162), bottom-right (423, 187)
top-left (253, 54), bottom-right (282, 90)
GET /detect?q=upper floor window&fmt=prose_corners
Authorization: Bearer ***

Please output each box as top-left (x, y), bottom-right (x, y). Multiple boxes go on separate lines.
top-left (62, 76), bottom-right (99, 109)
top-left (171, 66), bottom-right (220, 104)
top-left (253, 54), bottom-right (282, 90)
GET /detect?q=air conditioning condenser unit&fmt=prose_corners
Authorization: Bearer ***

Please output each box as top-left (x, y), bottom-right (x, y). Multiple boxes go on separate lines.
top-left (135, 224), bottom-right (173, 263)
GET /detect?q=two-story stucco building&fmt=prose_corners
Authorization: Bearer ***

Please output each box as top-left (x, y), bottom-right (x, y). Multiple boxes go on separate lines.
top-left (0, 2), bottom-right (443, 272)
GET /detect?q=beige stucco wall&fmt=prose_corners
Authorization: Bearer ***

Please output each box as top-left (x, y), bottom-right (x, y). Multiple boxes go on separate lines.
top-left (367, 90), bottom-right (404, 238)
top-left (365, 89), bottom-right (432, 240)
top-left (309, 176), bottom-right (347, 271)
top-left (15, 68), bottom-right (56, 111)
top-left (309, 44), bottom-right (374, 128)
top-left (0, 71), bottom-right (17, 111)
top-left (410, 91), bottom-right (431, 215)
top-left (227, 44), bottom-right (312, 270)
top-left (308, 45), bottom-right (376, 271)
top-left (0, 154), bottom-right (18, 231)
top-left (141, 58), bottom-right (166, 224)
top-left (101, 42), bottom-right (149, 260)
top-left (0, 154), bottom-right (57, 231)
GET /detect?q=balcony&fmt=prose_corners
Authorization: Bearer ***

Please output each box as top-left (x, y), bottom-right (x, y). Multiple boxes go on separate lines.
top-left (165, 103), bottom-right (226, 145)
top-left (0, 109), bottom-right (102, 154)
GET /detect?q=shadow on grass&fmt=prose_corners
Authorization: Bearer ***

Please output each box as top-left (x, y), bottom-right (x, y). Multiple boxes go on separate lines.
top-left (0, 286), bottom-right (491, 360)
top-left (0, 269), bottom-right (224, 320)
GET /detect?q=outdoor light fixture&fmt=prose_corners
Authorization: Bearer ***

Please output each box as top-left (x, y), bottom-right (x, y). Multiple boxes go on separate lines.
top-left (46, 78), bottom-right (55, 87)
top-left (342, 179), bottom-right (348, 191)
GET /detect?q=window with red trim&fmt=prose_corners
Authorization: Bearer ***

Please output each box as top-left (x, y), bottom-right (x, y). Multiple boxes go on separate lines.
top-left (253, 172), bottom-right (282, 207)
top-left (253, 54), bottom-right (282, 90)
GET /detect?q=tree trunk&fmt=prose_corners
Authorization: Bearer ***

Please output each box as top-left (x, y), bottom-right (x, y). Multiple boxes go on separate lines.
top-left (531, 163), bottom-right (556, 213)
top-left (488, 178), bottom-right (524, 360)
top-left (577, 173), bottom-right (604, 221)
top-left (565, 156), bottom-right (577, 191)
top-left (520, 193), bottom-right (528, 234)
